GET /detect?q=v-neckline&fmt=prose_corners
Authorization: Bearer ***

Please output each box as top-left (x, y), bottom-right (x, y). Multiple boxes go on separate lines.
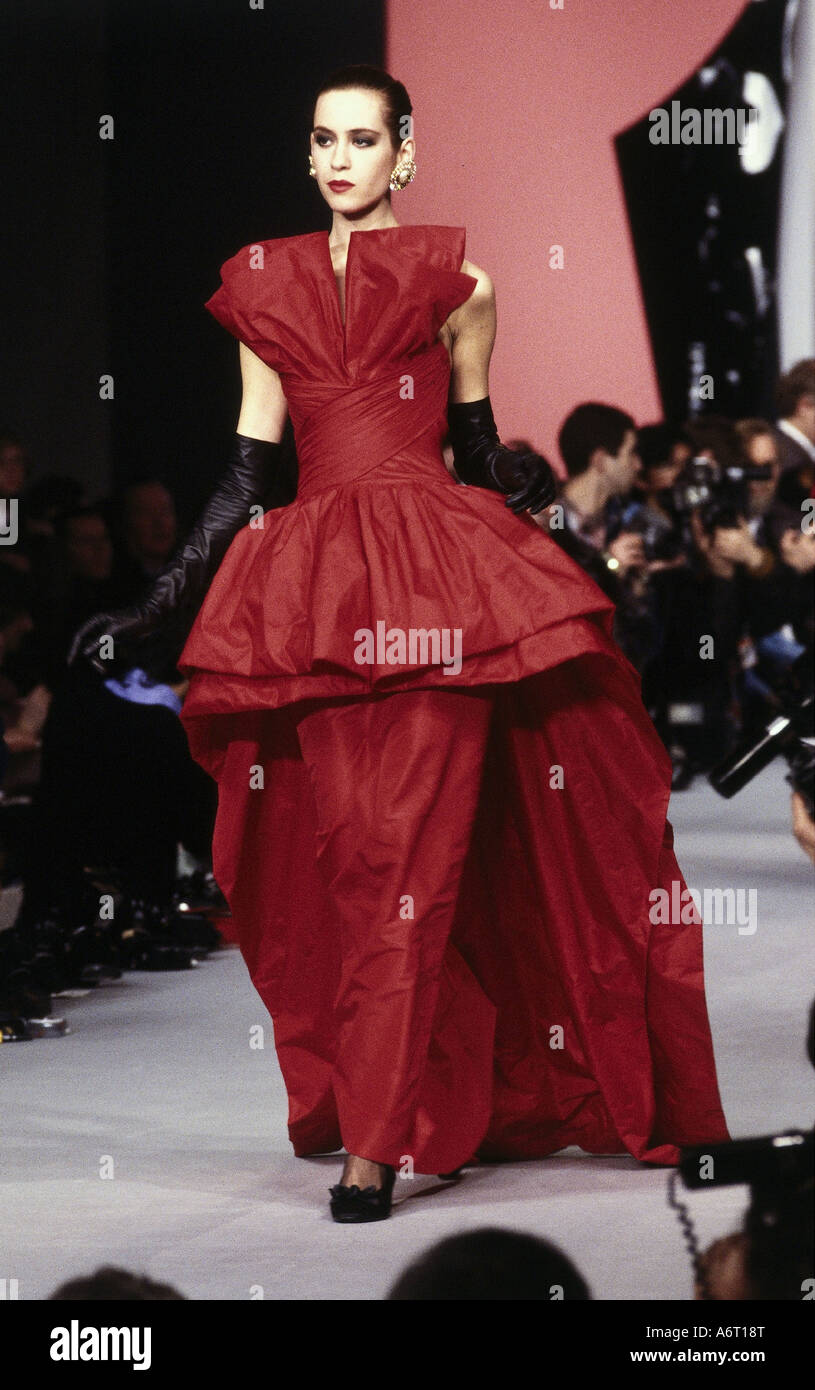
top-left (320, 226), bottom-right (402, 349)
top-left (324, 231), bottom-right (354, 340)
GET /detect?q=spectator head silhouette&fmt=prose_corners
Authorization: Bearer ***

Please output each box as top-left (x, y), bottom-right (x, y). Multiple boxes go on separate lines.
top-left (637, 421), bottom-right (693, 492)
top-left (55, 506), bottom-right (115, 582)
top-left (0, 431), bottom-right (28, 497)
top-left (49, 1265), bottom-right (186, 1300)
top-left (386, 1226), bottom-right (591, 1300)
top-left (25, 474), bottom-right (87, 536)
top-left (775, 359), bottom-right (815, 441)
top-left (119, 477), bottom-right (178, 568)
top-left (558, 402), bottom-right (639, 493)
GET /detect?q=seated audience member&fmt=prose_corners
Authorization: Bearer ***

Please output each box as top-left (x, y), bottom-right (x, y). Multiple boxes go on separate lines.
top-left (1, 457), bottom-right (88, 587)
top-left (22, 473), bottom-right (88, 594)
top-left (21, 472), bottom-right (86, 536)
top-left (23, 656), bottom-right (216, 914)
top-left (0, 569), bottom-right (51, 791)
top-left (0, 431), bottom-right (27, 498)
top-left (0, 431), bottom-right (32, 577)
top-left (33, 507), bottom-right (124, 677)
top-left (107, 476), bottom-right (179, 604)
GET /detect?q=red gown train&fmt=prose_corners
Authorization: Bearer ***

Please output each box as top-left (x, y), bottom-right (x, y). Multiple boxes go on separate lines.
top-left (177, 224), bottom-right (730, 1173)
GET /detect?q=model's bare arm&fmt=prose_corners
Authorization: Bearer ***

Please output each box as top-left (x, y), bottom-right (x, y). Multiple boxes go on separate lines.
top-left (447, 261), bottom-right (496, 404)
top-left (443, 262), bottom-right (556, 514)
top-left (236, 342), bottom-right (289, 442)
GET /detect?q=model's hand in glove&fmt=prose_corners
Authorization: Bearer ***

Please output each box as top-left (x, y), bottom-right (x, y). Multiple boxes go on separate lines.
top-left (447, 396), bottom-right (557, 515)
top-left (67, 607), bottom-right (167, 678)
top-left (68, 433), bottom-right (283, 676)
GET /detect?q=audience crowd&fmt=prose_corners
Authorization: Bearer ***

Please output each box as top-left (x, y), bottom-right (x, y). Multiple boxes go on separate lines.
top-left (503, 360), bottom-right (815, 793)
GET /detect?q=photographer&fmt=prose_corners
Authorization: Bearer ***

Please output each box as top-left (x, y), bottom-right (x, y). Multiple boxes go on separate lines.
top-left (547, 402), bottom-right (660, 673)
top-left (773, 358), bottom-right (815, 507)
top-left (680, 1002), bottom-right (815, 1302)
top-left (648, 416), bottom-right (779, 773)
top-left (694, 1172), bottom-right (814, 1299)
top-left (734, 418), bottom-right (782, 541)
top-left (626, 421), bottom-right (692, 568)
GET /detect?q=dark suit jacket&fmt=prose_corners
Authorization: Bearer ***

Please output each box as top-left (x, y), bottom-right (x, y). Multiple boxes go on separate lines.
top-left (772, 425), bottom-right (815, 508)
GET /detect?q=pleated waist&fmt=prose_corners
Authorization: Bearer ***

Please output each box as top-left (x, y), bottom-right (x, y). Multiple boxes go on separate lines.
top-left (288, 341), bottom-right (452, 500)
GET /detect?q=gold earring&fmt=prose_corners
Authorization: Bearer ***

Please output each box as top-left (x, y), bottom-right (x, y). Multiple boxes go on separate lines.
top-left (308, 153), bottom-right (317, 178)
top-left (389, 158), bottom-right (416, 192)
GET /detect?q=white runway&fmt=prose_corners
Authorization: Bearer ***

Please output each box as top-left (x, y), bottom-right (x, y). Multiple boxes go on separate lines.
top-left (3, 762), bottom-right (813, 1300)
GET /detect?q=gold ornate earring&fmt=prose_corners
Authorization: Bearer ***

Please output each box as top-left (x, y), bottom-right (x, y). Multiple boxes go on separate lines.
top-left (389, 158), bottom-right (416, 192)
top-left (308, 153), bottom-right (317, 178)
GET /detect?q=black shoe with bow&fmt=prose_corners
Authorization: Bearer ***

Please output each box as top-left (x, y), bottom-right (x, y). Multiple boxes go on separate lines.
top-left (328, 1163), bottom-right (397, 1223)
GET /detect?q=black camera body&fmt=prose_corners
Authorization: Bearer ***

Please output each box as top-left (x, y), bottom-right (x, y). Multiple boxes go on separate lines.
top-left (709, 653), bottom-right (814, 816)
top-left (673, 454), bottom-right (772, 526)
top-left (679, 1129), bottom-right (813, 1192)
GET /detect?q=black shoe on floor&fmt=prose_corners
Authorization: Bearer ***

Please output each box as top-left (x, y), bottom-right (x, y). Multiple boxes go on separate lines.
top-left (328, 1164), bottom-right (397, 1222)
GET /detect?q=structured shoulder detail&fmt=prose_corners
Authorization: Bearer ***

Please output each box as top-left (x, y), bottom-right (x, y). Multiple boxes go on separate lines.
top-left (203, 226), bottom-right (477, 378)
top-left (204, 235), bottom-right (324, 374)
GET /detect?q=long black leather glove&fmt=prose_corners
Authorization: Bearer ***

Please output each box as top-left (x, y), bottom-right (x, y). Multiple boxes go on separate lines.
top-left (68, 433), bottom-right (283, 677)
top-left (447, 396), bottom-right (557, 515)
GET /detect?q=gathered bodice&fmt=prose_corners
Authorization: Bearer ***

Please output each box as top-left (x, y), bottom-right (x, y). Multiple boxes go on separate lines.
top-left (204, 225), bottom-right (479, 497)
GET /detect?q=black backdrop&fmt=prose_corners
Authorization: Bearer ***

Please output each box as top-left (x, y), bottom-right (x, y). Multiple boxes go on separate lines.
top-left (615, 0), bottom-right (787, 426)
top-left (2, 0), bottom-right (383, 521)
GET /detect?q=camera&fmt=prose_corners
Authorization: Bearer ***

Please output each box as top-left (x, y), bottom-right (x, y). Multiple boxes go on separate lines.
top-left (623, 503), bottom-right (685, 563)
top-left (679, 1129), bottom-right (813, 1192)
top-left (708, 652), bottom-right (814, 816)
top-left (671, 998), bottom-right (815, 1301)
top-left (673, 454), bottom-right (773, 519)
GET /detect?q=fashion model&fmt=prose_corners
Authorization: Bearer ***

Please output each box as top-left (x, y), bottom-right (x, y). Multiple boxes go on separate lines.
top-left (71, 63), bottom-right (730, 1223)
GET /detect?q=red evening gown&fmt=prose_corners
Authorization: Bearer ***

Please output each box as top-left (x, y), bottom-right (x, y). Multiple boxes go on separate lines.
top-left (177, 224), bottom-right (730, 1174)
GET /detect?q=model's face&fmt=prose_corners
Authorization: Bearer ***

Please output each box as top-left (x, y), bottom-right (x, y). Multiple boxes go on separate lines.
top-left (310, 88), bottom-right (411, 215)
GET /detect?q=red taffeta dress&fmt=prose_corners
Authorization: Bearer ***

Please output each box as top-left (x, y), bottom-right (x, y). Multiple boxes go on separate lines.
top-left (178, 224), bottom-right (730, 1174)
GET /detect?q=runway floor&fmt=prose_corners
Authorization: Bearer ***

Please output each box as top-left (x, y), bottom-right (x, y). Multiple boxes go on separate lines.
top-left (3, 762), bottom-right (813, 1300)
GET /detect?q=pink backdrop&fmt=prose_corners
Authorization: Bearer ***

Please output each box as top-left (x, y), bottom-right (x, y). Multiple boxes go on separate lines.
top-left (387, 0), bottom-right (748, 471)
